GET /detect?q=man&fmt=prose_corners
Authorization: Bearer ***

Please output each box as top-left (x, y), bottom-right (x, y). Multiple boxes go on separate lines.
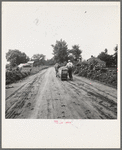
top-left (54, 63), bottom-right (60, 77)
top-left (66, 60), bottom-right (73, 80)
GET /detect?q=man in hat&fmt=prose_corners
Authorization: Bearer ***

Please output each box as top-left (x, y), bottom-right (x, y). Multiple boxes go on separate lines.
top-left (66, 60), bottom-right (73, 80)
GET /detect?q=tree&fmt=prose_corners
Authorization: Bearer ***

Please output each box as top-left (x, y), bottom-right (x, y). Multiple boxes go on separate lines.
top-left (69, 45), bottom-right (82, 61)
top-left (31, 54), bottom-right (46, 66)
top-left (46, 57), bottom-right (56, 65)
top-left (31, 54), bottom-right (45, 60)
top-left (104, 48), bottom-right (108, 54)
top-left (113, 45), bottom-right (118, 66)
top-left (97, 51), bottom-right (113, 67)
top-left (51, 39), bottom-right (68, 63)
top-left (6, 49), bottom-right (29, 67)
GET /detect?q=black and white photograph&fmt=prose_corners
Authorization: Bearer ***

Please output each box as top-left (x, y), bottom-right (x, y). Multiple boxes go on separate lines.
top-left (2, 1), bottom-right (120, 148)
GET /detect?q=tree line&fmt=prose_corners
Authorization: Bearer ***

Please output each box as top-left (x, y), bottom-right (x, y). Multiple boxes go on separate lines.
top-left (51, 39), bottom-right (118, 67)
top-left (6, 39), bottom-right (82, 68)
top-left (6, 39), bottom-right (118, 69)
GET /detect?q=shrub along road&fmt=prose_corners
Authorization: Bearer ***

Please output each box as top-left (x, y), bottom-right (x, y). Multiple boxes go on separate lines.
top-left (5, 67), bottom-right (117, 119)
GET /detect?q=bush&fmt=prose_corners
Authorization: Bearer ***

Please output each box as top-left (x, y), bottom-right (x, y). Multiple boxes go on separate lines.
top-left (6, 70), bottom-right (30, 85)
top-left (100, 68), bottom-right (108, 73)
top-left (6, 66), bottom-right (49, 85)
top-left (73, 61), bottom-right (117, 88)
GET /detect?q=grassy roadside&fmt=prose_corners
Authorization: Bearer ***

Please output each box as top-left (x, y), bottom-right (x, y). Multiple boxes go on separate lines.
top-left (6, 65), bottom-right (49, 85)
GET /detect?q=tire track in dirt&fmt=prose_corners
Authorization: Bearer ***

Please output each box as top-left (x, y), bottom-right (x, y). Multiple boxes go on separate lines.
top-left (51, 73), bottom-right (79, 119)
top-left (62, 79), bottom-right (117, 119)
top-left (32, 68), bottom-right (75, 119)
top-left (53, 68), bottom-right (86, 119)
top-left (60, 80), bottom-right (102, 119)
top-left (29, 69), bottom-right (51, 119)
top-left (68, 80), bottom-right (117, 114)
top-left (5, 69), bottom-right (47, 118)
top-left (6, 69), bottom-right (47, 100)
top-left (5, 67), bottom-right (117, 119)
top-left (69, 80), bottom-right (116, 105)
top-left (74, 76), bottom-right (117, 99)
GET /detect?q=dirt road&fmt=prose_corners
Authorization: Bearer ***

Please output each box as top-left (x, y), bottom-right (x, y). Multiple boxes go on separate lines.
top-left (5, 67), bottom-right (117, 119)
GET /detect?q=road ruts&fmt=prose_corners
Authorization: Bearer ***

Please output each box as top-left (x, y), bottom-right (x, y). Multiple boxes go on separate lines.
top-left (5, 67), bottom-right (117, 119)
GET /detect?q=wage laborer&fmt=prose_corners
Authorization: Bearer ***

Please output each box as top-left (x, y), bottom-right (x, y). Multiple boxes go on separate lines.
top-left (66, 60), bottom-right (73, 80)
top-left (54, 63), bottom-right (60, 77)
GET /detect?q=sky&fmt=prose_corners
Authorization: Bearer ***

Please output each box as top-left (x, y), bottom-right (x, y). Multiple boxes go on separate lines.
top-left (2, 2), bottom-right (120, 61)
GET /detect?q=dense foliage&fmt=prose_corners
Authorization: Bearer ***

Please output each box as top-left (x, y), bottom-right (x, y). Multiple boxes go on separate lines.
top-left (52, 39), bottom-right (68, 63)
top-left (31, 54), bottom-right (45, 60)
top-left (51, 40), bottom-right (82, 64)
top-left (97, 45), bottom-right (118, 67)
top-left (6, 66), bottom-right (49, 85)
top-left (6, 49), bottom-right (29, 67)
top-left (113, 45), bottom-right (118, 65)
top-left (6, 70), bottom-right (30, 85)
top-left (97, 52), bottom-right (113, 67)
top-left (69, 45), bottom-right (82, 60)
top-left (46, 58), bottom-right (56, 65)
top-left (31, 54), bottom-right (46, 66)
top-left (74, 61), bottom-right (117, 88)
